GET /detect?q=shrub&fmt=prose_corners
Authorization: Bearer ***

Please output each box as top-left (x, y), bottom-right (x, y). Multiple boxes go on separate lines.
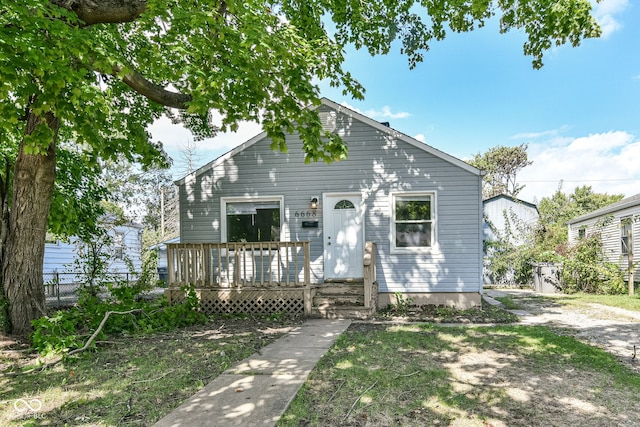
top-left (561, 234), bottom-right (626, 295)
top-left (31, 285), bottom-right (207, 356)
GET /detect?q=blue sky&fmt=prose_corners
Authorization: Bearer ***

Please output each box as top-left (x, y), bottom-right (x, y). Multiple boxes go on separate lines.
top-left (150, 0), bottom-right (639, 203)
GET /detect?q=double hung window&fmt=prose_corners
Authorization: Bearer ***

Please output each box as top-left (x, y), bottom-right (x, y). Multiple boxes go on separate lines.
top-left (621, 218), bottom-right (632, 255)
top-left (392, 193), bottom-right (435, 251)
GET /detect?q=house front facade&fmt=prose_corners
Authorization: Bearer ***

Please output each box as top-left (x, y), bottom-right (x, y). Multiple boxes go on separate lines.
top-left (568, 193), bottom-right (640, 281)
top-left (174, 98), bottom-right (484, 309)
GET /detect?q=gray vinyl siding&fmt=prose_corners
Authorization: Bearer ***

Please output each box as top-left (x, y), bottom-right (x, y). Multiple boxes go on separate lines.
top-left (568, 206), bottom-right (640, 280)
top-left (179, 104), bottom-right (482, 293)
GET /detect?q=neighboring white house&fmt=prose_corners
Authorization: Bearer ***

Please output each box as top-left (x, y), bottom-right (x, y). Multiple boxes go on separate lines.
top-left (482, 194), bottom-right (539, 285)
top-left (567, 193), bottom-right (640, 281)
top-left (44, 221), bottom-right (144, 276)
top-left (174, 98), bottom-right (484, 309)
top-left (483, 194), bottom-right (539, 246)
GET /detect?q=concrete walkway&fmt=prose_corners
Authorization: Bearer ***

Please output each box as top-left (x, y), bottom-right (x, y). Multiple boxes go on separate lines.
top-left (153, 319), bottom-right (351, 427)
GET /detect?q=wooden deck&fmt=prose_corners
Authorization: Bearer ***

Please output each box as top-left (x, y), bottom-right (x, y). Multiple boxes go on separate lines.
top-left (165, 241), bottom-right (377, 318)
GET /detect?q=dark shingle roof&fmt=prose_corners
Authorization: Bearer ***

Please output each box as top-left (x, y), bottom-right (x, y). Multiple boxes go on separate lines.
top-left (567, 193), bottom-right (640, 224)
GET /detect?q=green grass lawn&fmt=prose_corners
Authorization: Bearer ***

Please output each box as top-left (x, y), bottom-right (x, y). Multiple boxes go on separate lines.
top-left (279, 323), bottom-right (640, 426)
top-left (3, 299), bottom-right (639, 426)
top-left (492, 295), bottom-right (522, 310)
top-left (493, 291), bottom-right (640, 313)
top-left (552, 292), bottom-right (640, 312)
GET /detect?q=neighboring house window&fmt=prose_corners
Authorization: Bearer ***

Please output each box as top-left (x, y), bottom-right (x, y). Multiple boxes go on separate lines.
top-left (578, 228), bottom-right (586, 239)
top-left (114, 232), bottom-right (124, 260)
top-left (223, 197), bottom-right (282, 242)
top-left (621, 218), bottom-right (632, 255)
top-left (392, 192), bottom-right (435, 250)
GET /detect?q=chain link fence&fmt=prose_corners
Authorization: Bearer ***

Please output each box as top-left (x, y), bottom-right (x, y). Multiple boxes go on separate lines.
top-left (44, 271), bottom-right (145, 307)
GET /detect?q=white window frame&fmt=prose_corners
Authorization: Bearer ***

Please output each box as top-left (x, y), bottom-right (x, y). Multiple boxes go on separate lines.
top-left (221, 196), bottom-right (285, 243)
top-left (621, 217), bottom-right (632, 256)
top-left (114, 232), bottom-right (125, 260)
top-left (390, 191), bottom-right (436, 254)
top-left (578, 227), bottom-right (586, 240)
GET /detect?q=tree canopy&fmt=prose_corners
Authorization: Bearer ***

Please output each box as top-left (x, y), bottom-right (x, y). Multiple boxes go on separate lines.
top-left (0, 0), bottom-right (601, 334)
top-left (536, 184), bottom-right (624, 252)
top-left (470, 144), bottom-right (533, 199)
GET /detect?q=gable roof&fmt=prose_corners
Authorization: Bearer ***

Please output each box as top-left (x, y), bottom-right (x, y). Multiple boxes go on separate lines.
top-left (483, 194), bottom-right (538, 211)
top-left (175, 98), bottom-right (480, 185)
top-left (568, 193), bottom-right (640, 225)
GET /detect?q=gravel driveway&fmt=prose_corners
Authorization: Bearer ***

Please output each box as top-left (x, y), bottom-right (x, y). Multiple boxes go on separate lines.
top-left (484, 288), bottom-right (640, 372)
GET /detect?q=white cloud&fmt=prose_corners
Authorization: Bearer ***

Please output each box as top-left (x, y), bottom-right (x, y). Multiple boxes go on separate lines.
top-left (340, 101), bottom-right (411, 120)
top-left (566, 130), bottom-right (631, 152)
top-left (511, 126), bottom-right (570, 140)
top-left (592, 0), bottom-right (628, 38)
top-left (517, 130), bottom-right (640, 202)
top-left (149, 116), bottom-right (263, 180)
top-left (413, 133), bottom-right (426, 143)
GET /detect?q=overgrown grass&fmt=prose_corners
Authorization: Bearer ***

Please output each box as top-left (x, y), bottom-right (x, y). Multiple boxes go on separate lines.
top-left (279, 323), bottom-right (640, 426)
top-left (0, 317), bottom-right (301, 426)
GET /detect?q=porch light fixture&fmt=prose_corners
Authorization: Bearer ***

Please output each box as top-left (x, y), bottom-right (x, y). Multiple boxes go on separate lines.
top-left (310, 197), bottom-right (318, 210)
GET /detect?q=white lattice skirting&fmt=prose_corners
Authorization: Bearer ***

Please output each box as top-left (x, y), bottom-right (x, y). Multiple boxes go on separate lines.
top-left (165, 287), bottom-right (307, 315)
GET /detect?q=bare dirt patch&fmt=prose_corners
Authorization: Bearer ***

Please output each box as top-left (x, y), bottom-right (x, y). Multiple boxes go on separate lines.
top-left (486, 289), bottom-right (640, 374)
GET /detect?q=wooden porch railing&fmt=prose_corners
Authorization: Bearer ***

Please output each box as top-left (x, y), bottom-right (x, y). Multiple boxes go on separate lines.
top-left (363, 241), bottom-right (377, 309)
top-left (166, 241), bottom-right (311, 288)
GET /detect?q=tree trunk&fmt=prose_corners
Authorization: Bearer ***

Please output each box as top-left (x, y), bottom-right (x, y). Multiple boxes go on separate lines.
top-left (2, 109), bottom-right (59, 335)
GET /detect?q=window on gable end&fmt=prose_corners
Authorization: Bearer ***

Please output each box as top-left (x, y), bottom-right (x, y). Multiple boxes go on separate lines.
top-left (578, 227), bottom-right (586, 240)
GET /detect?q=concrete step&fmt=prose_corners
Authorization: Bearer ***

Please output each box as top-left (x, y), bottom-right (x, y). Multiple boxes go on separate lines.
top-left (310, 306), bottom-right (375, 320)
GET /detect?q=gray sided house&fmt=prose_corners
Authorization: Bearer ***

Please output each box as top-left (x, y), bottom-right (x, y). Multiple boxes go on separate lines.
top-left (173, 98), bottom-right (483, 313)
top-left (568, 193), bottom-right (640, 281)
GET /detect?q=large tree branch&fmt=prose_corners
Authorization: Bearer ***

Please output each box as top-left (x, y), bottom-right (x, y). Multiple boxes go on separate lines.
top-left (51, 1), bottom-right (194, 109)
top-left (51, 0), bottom-right (147, 25)
top-left (113, 65), bottom-right (192, 109)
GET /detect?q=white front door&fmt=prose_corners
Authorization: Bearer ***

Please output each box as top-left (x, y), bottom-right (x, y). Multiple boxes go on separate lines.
top-left (323, 194), bottom-right (364, 279)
